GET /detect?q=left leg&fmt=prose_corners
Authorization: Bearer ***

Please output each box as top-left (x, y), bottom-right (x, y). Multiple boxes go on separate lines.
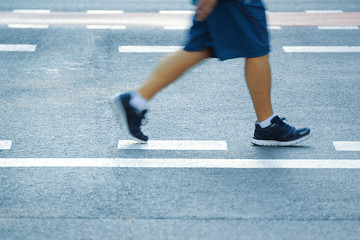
top-left (245, 54), bottom-right (274, 122)
top-left (138, 48), bottom-right (213, 101)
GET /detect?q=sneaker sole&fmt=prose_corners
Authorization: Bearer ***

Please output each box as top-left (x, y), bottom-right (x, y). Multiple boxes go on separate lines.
top-left (251, 132), bottom-right (311, 147)
top-left (109, 95), bottom-right (147, 144)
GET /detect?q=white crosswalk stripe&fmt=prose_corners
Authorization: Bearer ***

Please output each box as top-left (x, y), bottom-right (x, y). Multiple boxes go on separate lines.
top-left (318, 26), bottom-right (359, 30)
top-left (8, 24), bottom-right (49, 29)
top-left (0, 44), bottom-right (37, 52)
top-left (1, 158), bottom-right (360, 168)
top-left (333, 141), bottom-right (360, 151)
top-left (283, 46), bottom-right (360, 52)
top-left (305, 10), bottom-right (343, 13)
top-left (164, 26), bottom-right (189, 30)
top-left (13, 9), bottom-right (51, 13)
top-left (0, 140), bottom-right (12, 150)
top-left (117, 140), bottom-right (228, 151)
top-left (118, 45), bottom-right (182, 53)
top-left (268, 26), bottom-right (282, 30)
top-left (87, 25), bottom-right (126, 29)
top-left (159, 10), bottom-right (194, 14)
top-left (86, 10), bottom-right (124, 14)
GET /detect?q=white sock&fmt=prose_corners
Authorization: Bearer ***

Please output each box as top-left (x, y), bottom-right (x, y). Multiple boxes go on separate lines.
top-left (259, 113), bottom-right (277, 128)
top-left (129, 91), bottom-right (148, 111)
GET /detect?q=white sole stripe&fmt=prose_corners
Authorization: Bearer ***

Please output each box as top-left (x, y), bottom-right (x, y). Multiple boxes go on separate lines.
top-left (0, 158), bottom-right (359, 168)
top-left (334, 141), bottom-right (360, 151)
top-left (118, 46), bottom-right (182, 53)
top-left (0, 141), bottom-right (12, 150)
top-left (283, 46), bottom-right (360, 53)
top-left (251, 134), bottom-right (311, 147)
top-left (118, 140), bottom-right (228, 151)
top-left (0, 44), bottom-right (36, 52)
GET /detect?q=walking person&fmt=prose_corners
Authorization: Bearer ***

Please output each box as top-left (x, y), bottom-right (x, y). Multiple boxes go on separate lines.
top-left (110, 0), bottom-right (311, 146)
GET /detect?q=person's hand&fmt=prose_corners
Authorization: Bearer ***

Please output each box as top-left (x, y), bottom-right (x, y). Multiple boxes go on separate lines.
top-left (196, 0), bottom-right (218, 21)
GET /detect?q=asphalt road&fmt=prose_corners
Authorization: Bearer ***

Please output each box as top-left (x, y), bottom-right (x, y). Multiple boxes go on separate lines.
top-left (1, 0), bottom-right (360, 239)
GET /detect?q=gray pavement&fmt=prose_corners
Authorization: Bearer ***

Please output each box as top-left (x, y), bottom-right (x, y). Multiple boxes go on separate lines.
top-left (1, 0), bottom-right (360, 239)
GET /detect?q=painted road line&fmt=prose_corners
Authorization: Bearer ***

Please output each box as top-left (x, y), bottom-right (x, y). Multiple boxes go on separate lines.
top-left (0, 44), bottom-right (36, 52)
top-left (333, 141), bottom-right (360, 151)
top-left (283, 46), bottom-right (360, 53)
top-left (8, 24), bottom-right (49, 29)
top-left (0, 141), bottom-right (12, 150)
top-left (87, 25), bottom-right (126, 30)
top-left (119, 46), bottom-right (182, 53)
top-left (165, 25), bottom-right (280, 31)
top-left (268, 26), bottom-right (281, 30)
top-left (117, 140), bottom-right (228, 151)
top-left (159, 10), bottom-right (194, 14)
top-left (164, 26), bottom-right (189, 30)
top-left (86, 10), bottom-right (124, 14)
top-left (13, 9), bottom-right (51, 14)
top-left (305, 10), bottom-right (343, 13)
top-left (267, 12), bottom-right (360, 27)
top-left (1, 158), bottom-right (360, 168)
top-left (318, 26), bottom-right (359, 30)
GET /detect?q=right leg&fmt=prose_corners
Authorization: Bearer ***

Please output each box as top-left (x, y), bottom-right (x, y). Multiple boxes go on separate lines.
top-left (138, 48), bottom-right (212, 101)
top-left (245, 54), bottom-right (274, 123)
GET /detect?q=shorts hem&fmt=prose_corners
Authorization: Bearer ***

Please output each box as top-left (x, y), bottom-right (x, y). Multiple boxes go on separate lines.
top-left (183, 46), bottom-right (270, 61)
top-left (218, 49), bottom-right (270, 61)
top-left (183, 46), bottom-right (216, 57)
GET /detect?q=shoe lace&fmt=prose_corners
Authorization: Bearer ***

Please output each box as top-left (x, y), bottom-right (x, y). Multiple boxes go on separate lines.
top-left (277, 117), bottom-right (294, 131)
top-left (141, 114), bottom-right (148, 126)
top-left (136, 110), bottom-right (148, 127)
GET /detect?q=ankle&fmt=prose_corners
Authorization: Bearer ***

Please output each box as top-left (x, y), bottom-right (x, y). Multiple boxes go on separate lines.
top-left (129, 91), bottom-right (148, 111)
top-left (258, 113), bottom-right (276, 128)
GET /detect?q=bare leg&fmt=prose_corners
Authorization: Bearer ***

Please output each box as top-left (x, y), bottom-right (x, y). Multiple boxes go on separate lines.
top-left (138, 48), bottom-right (212, 101)
top-left (245, 54), bottom-right (274, 122)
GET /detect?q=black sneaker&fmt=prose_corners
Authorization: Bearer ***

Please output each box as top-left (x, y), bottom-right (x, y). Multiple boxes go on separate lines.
top-left (251, 116), bottom-right (311, 146)
top-left (110, 92), bottom-right (148, 143)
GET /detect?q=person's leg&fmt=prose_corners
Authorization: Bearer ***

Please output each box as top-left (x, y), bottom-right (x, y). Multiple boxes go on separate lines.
top-left (138, 48), bottom-right (213, 101)
top-left (245, 54), bottom-right (274, 122)
top-left (110, 48), bottom-right (212, 142)
top-left (246, 54), bottom-right (311, 146)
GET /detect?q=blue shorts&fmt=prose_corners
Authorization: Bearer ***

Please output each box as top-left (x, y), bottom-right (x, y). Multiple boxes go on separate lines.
top-left (184, 0), bottom-right (270, 60)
